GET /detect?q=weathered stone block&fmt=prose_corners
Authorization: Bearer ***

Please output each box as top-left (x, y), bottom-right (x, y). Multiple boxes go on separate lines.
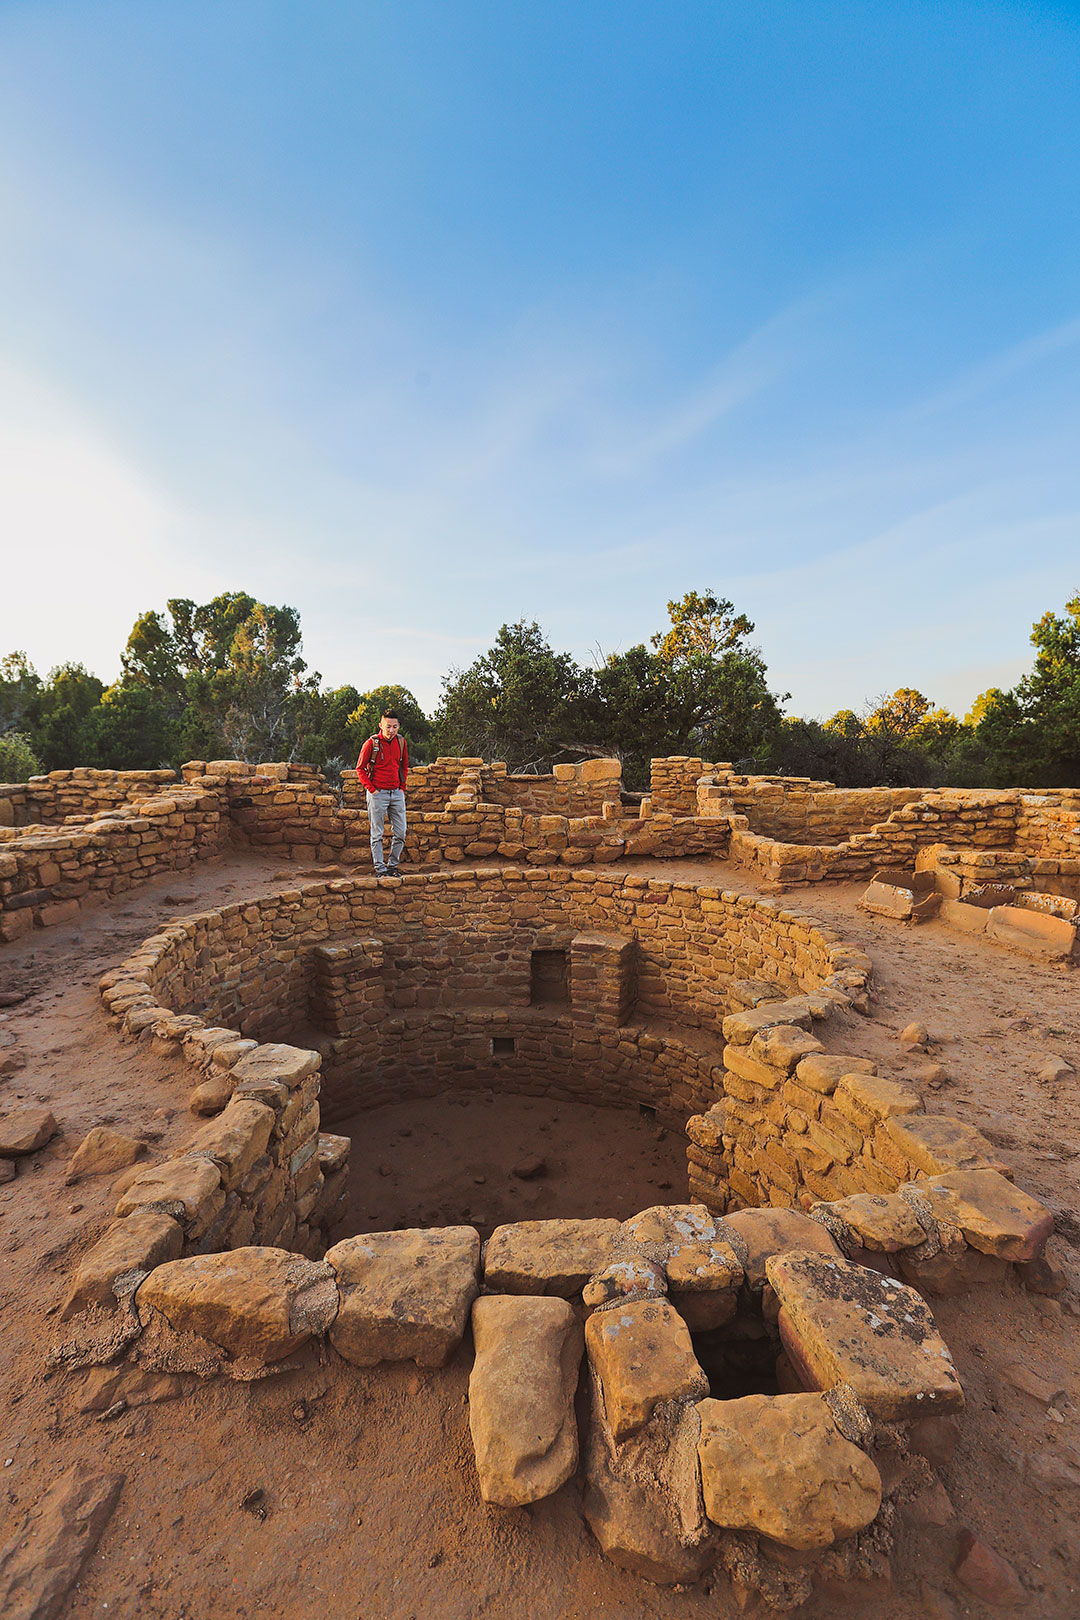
top-left (836, 1072), bottom-right (921, 1122)
top-left (722, 1000), bottom-right (813, 1046)
top-left (795, 1053), bottom-right (876, 1095)
top-left (469, 1295), bottom-right (583, 1506)
top-left (64, 1127), bottom-right (143, 1184)
top-left (115, 1157), bottom-right (222, 1225)
top-left (0, 1105), bottom-right (58, 1155)
top-left (724, 1207), bottom-right (840, 1287)
top-left (885, 1114), bottom-right (1010, 1178)
top-left (326, 1226), bottom-right (480, 1367)
top-left (62, 1211), bottom-right (183, 1317)
top-left (586, 1299), bottom-right (708, 1440)
top-left (229, 1042), bottom-right (321, 1091)
top-left (484, 1217), bottom-right (621, 1296)
top-left (136, 1246), bottom-right (337, 1362)
top-left (748, 1025), bottom-right (823, 1073)
top-left (767, 1251), bottom-right (965, 1419)
top-left (180, 1098), bottom-right (275, 1189)
top-left (921, 1170), bottom-right (1053, 1261)
top-left (697, 1391), bottom-right (881, 1549)
top-left (987, 904), bottom-right (1076, 961)
top-left (821, 1192), bottom-right (926, 1253)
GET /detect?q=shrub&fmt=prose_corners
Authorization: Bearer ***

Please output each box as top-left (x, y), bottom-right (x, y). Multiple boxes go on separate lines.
top-left (0, 731), bottom-right (42, 782)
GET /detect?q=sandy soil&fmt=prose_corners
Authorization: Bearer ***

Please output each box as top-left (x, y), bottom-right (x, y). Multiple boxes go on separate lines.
top-left (1, 850), bottom-right (1078, 1620)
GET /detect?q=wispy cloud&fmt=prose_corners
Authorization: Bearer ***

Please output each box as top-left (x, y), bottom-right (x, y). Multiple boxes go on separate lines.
top-left (911, 312), bottom-right (1080, 418)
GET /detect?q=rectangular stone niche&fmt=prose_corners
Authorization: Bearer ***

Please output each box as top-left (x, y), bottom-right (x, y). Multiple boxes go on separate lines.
top-left (309, 939), bottom-right (385, 1035)
top-left (530, 949), bottom-right (569, 1005)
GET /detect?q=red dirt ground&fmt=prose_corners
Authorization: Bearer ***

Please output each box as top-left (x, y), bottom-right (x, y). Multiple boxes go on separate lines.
top-left (1, 850), bottom-right (1077, 1619)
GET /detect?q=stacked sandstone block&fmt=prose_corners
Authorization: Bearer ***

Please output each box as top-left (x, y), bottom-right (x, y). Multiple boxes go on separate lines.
top-left (68, 946), bottom-right (353, 1310)
top-left (0, 785), bottom-right (228, 941)
top-left (728, 792), bottom-right (1024, 888)
top-left (5, 767), bottom-right (177, 828)
top-left (57, 1194), bottom-right (1032, 1604)
top-left (683, 984), bottom-right (1055, 1295)
top-left (1014, 792), bottom-right (1080, 862)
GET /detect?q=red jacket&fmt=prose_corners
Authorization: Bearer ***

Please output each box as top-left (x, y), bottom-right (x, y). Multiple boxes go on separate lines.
top-left (356, 732), bottom-right (409, 792)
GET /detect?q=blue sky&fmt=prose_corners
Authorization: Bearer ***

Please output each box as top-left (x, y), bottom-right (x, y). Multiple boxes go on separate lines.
top-left (1, 0), bottom-right (1078, 719)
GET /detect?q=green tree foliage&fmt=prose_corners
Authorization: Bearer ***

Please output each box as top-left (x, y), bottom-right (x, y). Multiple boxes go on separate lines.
top-left (343, 685), bottom-right (432, 761)
top-left (432, 593), bottom-right (784, 786)
top-left (31, 664), bottom-right (106, 769)
top-left (0, 732), bottom-right (41, 780)
top-left (0, 652), bottom-right (44, 735)
top-left (587, 592), bottom-right (785, 784)
top-left (434, 621), bottom-right (587, 773)
top-left (4, 588), bottom-right (1078, 789)
top-left (973, 593), bottom-right (1080, 786)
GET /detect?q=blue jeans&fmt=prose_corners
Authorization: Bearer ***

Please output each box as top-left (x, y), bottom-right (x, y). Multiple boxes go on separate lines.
top-left (366, 788), bottom-right (406, 873)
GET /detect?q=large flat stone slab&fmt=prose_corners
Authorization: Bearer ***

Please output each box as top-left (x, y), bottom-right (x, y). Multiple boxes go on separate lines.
top-left (724, 1207), bottom-right (839, 1288)
top-left (136, 1246), bottom-right (337, 1363)
top-left (229, 1042), bottom-right (321, 1091)
top-left (722, 1000), bottom-right (813, 1047)
top-left (585, 1299), bottom-right (708, 1440)
top-left (62, 1211), bottom-right (183, 1318)
top-left (767, 1251), bottom-right (964, 1420)
top-left (697, 1392), bottom-right (881, 1549)
top-left (483, 1218), bottom-right (620, 1296)
top-left (886, 1114), bottom-right (1011, 1178)
top-left (326, 1226), bottom-right (480, 1367)
top-left (987, 904), bottom-right (1076, 961)
top-left (922, 1170), bottom-right (1054, 1261)
top-left (469, 1295), bottom-right (583, 1506)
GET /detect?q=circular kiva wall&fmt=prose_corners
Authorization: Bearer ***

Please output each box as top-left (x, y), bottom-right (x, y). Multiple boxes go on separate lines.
top-left (126, 868), bottom-right (866, 1130)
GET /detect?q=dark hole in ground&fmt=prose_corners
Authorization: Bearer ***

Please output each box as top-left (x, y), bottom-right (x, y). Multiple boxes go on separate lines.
top-left (692, 1323), bottom-right (782, 1400)
top-left (491, 1036), bottom-right (515, 1055)
top-left (330, 1089), bottom-right (689, 1243)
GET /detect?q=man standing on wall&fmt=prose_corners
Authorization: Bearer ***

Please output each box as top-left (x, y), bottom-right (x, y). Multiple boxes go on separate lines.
top-left (356, 709), bottom-right (409, 877)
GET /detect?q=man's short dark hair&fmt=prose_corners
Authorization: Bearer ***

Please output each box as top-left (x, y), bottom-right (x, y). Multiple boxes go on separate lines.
top-left (381, 708), bottom-right (400, 720)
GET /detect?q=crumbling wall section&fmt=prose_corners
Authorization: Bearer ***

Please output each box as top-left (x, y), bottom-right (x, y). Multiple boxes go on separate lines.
top-left (0, 785), bottom-right (229, 942)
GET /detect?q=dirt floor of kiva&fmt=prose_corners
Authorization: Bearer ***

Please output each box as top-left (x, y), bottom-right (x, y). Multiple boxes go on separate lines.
top-left (1, 849), bottom-right (1078, 1620)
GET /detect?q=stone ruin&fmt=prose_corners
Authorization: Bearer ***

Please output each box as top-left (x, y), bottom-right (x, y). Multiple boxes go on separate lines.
top-left (1, 755), bottom-right (1074, 1608)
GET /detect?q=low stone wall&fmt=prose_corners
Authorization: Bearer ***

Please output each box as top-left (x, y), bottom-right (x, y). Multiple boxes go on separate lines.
top-left (3, 756), bottom-right (1077, 937)
top-left (0, 785), bottom-right (230, 941)
top-left (0, 767), bottom-right (177, 828)
top-left (114, 867), bottom-right (863, 1057)
top-left (726, 791), bottom-right (1025, 887)
top-left (1014, 791), bottom-right (1080, 862)
top-left (43, 863), bottom-right (1060, 1605)
top-left (682, 989), bottom-right (1051, 1292)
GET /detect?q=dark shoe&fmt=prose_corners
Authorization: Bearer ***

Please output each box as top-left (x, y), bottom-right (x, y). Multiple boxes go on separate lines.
top-left (387, 865), bottom-right (400, 877)
top-left (374, 867), bottom-right (389, 878)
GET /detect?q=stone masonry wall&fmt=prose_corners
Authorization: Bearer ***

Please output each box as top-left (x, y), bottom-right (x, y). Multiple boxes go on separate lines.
top-left (0, 784), bottom-right (230, 941)
top-left (0, 767), bottom-right (177, 828)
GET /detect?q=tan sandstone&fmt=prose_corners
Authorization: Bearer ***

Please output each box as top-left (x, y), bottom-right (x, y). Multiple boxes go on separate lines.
top-left (136, 1246), bottom-right (338, 1363)
top-left (586, 1299), bottom-right (708, 1440)
top-left (469, 1295), bottom-right (584, 1506)
top-left (697, 1391), bottom-right (882, 1549)
top-left (327, 1226), bottom-right (480, 1367)
top-left (767, 1250), bottom-right (965, 1419)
